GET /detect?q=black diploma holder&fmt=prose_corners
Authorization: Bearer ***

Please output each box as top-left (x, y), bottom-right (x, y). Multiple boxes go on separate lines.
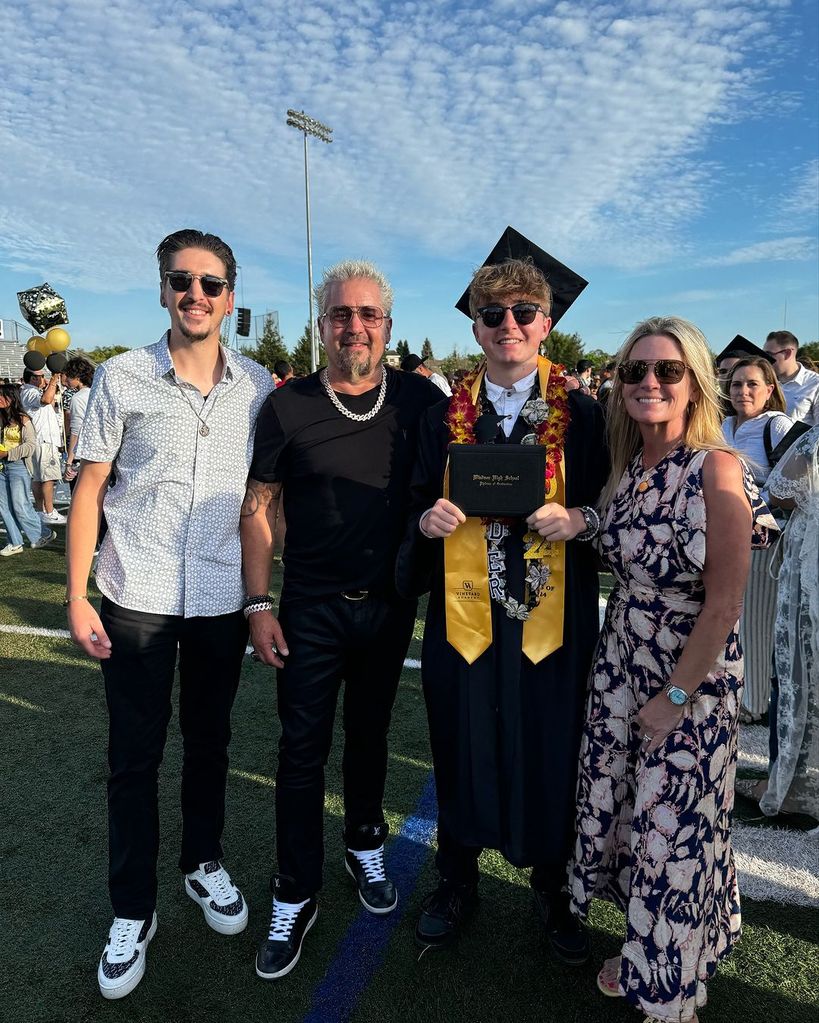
top-left (448, 443), bottom-right (546, 518)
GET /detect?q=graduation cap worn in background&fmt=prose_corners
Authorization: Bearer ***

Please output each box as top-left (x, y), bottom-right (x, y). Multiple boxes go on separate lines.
top-left (455, 226), bottom-right (588, 327)
top-left (715, 335), bottom-right (774, 365)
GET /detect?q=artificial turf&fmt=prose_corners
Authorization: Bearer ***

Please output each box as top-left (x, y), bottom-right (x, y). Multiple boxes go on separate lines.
top-left (1, 537), bottom-right (817, 1023)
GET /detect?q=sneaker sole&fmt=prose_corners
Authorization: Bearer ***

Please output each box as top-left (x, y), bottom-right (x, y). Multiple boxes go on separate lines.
top-left (98, 916), bottom-right (157, 1000)
top-left (344, 860), bottom-right (398, 915)
top-left (184, 878), bottom-right (248, 935)
top-left (255, 905), bottom-right (318, 980)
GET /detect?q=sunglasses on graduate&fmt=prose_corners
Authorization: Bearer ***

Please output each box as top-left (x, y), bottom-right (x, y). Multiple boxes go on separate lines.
top-left (164, 271), bottom-right (229, 297)
top-left (618, 359), bottom-right (687, 384)
top-left (324, 306), bottom-right (385, 327)
top-left (476, 303), bottom-right (546, 328)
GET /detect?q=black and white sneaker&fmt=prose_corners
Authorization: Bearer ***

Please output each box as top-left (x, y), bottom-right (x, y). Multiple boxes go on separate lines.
top-left (345, 846), bottom-right (398, 914)
top-left (97, 913), bottom-right (157, 1000)
top-left (185, 860), bottom-right (248, 935)
top-left (255, 895), bottom-right (318, 980)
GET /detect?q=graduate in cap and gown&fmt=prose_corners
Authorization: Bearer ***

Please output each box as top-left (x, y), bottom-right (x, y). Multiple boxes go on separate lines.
top-left (396, 229), bottom-right (609, 960)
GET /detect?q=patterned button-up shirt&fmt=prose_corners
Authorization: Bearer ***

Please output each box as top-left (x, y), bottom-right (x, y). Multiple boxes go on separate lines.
top-left (76, 333), bottom-right (274, 617)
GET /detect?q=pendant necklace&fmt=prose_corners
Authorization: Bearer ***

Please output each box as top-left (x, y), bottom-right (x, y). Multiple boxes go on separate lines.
top-left (320, 367), bottom-right (388, 422)
top-left (174, 378), bottom-right (215, 436)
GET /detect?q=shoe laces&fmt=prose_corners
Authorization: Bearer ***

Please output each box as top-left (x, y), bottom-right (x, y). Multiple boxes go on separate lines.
top-left (197, 862), bottom-right (235, 904)
top-left (350, 845), bottom-right (387, 883)
top-left (267, 899), bottom-right (306, 941)
top-left (108, 918), bottom-right (144, 960)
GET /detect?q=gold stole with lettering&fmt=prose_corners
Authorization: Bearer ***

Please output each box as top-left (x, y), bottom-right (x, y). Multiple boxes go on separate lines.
top-left (443, 357), bottom-right (565, 664)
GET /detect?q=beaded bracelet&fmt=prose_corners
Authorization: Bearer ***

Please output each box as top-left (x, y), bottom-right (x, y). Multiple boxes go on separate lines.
top-left (574, 505), bottom-right (601, 543)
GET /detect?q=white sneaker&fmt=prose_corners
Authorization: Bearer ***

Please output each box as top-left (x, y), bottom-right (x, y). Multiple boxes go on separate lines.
top-left (0, 544), bottom-right (24, 556)
top-left (98, 913), bottom-right (157, 1000)
top-left (185, 861), bottom-right (248, 934)
top-left (31, 530), bottom-right (57, 549)
top-left (40, 509), bottom-right (67, 524)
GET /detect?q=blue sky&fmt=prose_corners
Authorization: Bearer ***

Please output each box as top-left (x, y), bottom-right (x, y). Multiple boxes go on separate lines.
top-left (1, 0), bottom-right (817, 360)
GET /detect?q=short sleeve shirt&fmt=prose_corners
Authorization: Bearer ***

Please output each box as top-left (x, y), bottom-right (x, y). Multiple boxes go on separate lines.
top-left (781, 364), bottom-right (819, 425)
top-left (76, 334), bottom-right (274, 617)
top-left (250, 368), bottom-right (442, 599)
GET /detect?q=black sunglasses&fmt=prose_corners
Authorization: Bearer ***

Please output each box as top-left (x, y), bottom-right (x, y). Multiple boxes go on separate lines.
top-left (618, 359), bottom-right (687, 384)
top-left (164, 271), bottom-right (229, 298)
top-left (476, 302), bottom-right (546, 328)
top-left (324, 305), bottom-right (385, 327)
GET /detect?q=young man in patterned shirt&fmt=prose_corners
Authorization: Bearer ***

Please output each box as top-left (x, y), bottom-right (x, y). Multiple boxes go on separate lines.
top-left (66, 229), bottom-right (273, 999)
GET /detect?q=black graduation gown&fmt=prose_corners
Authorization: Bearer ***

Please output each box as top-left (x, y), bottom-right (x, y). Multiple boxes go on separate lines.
top-left (396, 389), bottom-right (610, 868)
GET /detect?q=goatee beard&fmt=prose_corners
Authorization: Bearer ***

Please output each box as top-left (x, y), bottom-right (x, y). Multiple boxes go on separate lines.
top-left (337, 347), bottom-right (373, 381)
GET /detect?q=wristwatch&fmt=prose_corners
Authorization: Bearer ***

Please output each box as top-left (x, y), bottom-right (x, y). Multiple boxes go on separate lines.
top-left (664, 683), bottom-right (690, 706)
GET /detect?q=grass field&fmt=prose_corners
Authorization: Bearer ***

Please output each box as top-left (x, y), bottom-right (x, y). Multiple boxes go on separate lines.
top-left (1, 529), bottom-right (817, 1023)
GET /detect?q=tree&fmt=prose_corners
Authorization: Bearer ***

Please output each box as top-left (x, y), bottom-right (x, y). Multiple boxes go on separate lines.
top-left (420, 337), bottom-right (434, 361)
top-left (290, 322), bottom-right (326, 377)
top-left (584, 347), bottom-right (614, 370)
top-left (240, 315), bottom-right (290, 372)
top-left (396, 339), bottom-right (410, 360)
top-left (799, 342), bottom-right (819, 368)
top-left (82, 345), bottom-right (131, 363)
top-left (439, 346), bottom-right (483, 379)
top-left (543, 330), bottom-right (583, 370)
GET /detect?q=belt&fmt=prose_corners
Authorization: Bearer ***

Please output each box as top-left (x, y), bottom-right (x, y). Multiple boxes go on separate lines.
top-left (340, 589), bottom-right (369, 601)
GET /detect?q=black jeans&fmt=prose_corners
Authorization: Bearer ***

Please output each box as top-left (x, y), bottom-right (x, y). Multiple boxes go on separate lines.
top-left (274, 591), bottom-right (416, 901)
top-left (100, 598), bottom-right (247, 918)
top-left (435, 817), bottom-right (568, 896)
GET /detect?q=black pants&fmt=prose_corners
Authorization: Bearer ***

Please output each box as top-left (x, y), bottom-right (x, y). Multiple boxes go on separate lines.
top-left (435, 817), bottom-right (568, 895)
top-left (100, 598), bottom-right (247, 918)
top-left (274, 592), bottom-right (416, 901)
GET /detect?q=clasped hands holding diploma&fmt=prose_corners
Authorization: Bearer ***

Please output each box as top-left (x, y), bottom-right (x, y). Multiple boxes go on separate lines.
top-left (420, 497), bottom-right (586, 542)
top-left (420, 498), bottom-right (685, 754)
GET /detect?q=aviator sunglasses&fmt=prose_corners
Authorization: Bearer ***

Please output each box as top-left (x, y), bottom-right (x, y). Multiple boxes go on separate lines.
top-left (618, 359), bottom-right (687, 384)
top-left (325, 306), bottom-right (385, 327)
top-left (164, 271), bottom-right (229, 298)
top-left (476, 302), bottom-right (546, 328)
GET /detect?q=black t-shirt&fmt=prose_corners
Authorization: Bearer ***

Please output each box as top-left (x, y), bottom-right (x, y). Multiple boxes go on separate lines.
top-left (250, 367), bottom-right (441, 598)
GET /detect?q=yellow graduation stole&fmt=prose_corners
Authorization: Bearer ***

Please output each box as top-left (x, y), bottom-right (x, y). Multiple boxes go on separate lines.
top-left (443, 357), bottom-right (566, 665)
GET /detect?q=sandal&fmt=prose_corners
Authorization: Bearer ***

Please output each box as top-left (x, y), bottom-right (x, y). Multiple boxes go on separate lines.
top-left (596, 956), bottom-right (622, 997)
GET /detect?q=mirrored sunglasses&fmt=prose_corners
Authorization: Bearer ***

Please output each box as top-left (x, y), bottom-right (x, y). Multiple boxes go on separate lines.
top-left (325, 306), bottom-right (385, 327)
top-left (618, 359), bottom-right (687, 384)
top-left (476, 303), bottom-right (545, 328)
top-left (164, 271), bottom-right (229, 298)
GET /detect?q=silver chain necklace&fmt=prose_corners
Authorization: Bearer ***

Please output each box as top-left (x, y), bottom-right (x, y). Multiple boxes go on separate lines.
top-left (320, 366), bottom-right (388, 422)
top-left (174, 378), bottom-right (215, 436)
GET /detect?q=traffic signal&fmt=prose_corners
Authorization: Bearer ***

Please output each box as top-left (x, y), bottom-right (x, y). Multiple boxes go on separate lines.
top-left (236, 308), bottom-right (251, 336)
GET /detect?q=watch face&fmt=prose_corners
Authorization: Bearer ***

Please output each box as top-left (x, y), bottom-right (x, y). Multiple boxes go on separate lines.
top-left (668, 686), bottom-right (687, 706)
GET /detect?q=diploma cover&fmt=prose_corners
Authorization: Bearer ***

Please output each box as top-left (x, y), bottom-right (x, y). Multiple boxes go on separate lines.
top-left (448, 443), bottom-right (546, 518)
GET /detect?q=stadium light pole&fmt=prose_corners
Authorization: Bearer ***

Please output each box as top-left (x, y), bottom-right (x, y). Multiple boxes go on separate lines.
top-left (286, 108), bottom-right (333, 372)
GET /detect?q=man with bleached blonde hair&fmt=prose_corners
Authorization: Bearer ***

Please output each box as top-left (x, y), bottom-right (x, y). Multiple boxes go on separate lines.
top-left (241, 259), bottom-right (440, 980)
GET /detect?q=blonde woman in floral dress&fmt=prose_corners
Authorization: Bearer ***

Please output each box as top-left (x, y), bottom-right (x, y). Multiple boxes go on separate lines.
top-left (569, 317), bottom-right (775, 1022)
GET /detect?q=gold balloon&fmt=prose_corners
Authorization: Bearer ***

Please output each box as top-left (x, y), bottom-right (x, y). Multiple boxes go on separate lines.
top-left (27, 336), bottom-right (45, 351)
top-left (34, 336), bottom-right (52, 355)
top-left (45, 327), bottom-right (71, 352)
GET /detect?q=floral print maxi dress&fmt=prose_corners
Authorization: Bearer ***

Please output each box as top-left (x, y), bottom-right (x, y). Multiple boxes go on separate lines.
top-left (569, 446), bottom-right (772, 1022)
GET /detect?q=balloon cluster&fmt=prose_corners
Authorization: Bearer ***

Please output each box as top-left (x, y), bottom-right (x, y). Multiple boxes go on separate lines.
top-left (23, 327), bottom-right (72, 373)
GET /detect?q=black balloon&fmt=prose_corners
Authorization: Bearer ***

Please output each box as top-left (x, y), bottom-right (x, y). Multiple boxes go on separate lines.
top-left (46, 352), bottom-right (67, 373)
top-left (23, 350), bottom-right (46, 370)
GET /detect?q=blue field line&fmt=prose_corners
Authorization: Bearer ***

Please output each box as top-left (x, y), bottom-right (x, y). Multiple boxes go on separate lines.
top-left (301, 772), bottom-right (438, 1023)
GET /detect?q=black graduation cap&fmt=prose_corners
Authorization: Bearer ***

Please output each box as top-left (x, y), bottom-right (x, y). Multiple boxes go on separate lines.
top-left (715, 335), bottom-right (774, 365)
top-left (455, 226), bottom-right (588, 326)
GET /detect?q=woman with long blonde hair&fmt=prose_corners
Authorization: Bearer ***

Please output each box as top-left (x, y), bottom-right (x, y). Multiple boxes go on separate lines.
top-left (569, 316), bottom-right (775, 1023)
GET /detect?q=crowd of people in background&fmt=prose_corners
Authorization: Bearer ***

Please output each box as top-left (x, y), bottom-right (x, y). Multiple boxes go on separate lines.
top-left (1, 230), bottom-right (817, 1022)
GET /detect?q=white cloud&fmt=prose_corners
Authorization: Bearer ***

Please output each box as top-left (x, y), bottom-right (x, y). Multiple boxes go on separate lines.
top-left (0, 0), bottom-right (810, 297)
top-left (702, 236), bottom-right (818, 266)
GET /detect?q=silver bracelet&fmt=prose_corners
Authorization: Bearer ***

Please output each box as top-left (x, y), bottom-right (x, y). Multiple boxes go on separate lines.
top-left (242, 599), bottom-right (274, 618)
top-left (419, 508), bottom-right (437, 539)
top-left (575, 505), bottom-right (600, 542)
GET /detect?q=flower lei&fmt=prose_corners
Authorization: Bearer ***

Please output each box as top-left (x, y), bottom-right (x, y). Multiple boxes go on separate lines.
top-left (446, 362), bottom-right (570, 620)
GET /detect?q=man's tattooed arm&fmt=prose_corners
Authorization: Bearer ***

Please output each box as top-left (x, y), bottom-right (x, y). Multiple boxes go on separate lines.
top-left (240, 479), bottom-right (282, 517)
